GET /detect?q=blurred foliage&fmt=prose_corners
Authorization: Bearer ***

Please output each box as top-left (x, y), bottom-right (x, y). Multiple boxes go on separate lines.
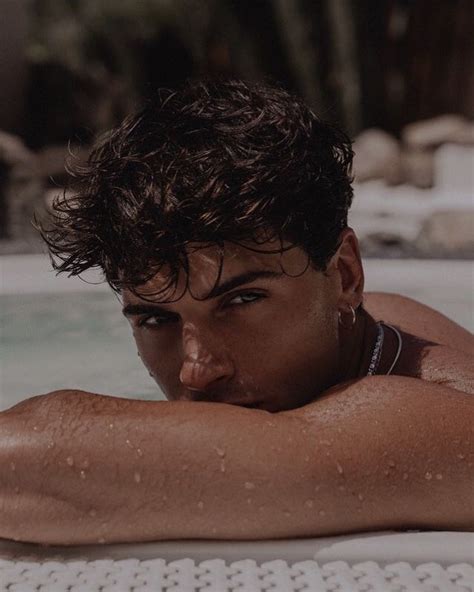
top-left (21, 0), bottom-right (473, 148)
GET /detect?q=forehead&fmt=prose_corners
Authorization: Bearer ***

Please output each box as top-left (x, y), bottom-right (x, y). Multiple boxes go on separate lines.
top-left (122, 239), bottom-right (312, 303)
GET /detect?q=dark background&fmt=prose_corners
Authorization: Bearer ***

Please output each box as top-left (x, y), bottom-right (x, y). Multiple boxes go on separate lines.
top-left (2, 0), bottom-right (472, 145)
top-left (0, 0), bottom-right (472, 255)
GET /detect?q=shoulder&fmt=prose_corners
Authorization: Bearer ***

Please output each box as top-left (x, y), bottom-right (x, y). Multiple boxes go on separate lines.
top-left (363, 291), bottom-right (474, 356)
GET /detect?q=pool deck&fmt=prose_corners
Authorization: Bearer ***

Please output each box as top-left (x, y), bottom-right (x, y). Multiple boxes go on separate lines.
top-left (1, 531), bottom-right (473, 591)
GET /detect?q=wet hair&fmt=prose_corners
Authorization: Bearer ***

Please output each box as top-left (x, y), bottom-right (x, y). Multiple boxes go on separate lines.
top-left (40, 78), bottom-right (354, 299)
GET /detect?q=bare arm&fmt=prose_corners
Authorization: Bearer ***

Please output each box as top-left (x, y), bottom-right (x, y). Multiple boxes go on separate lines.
top-left (1, 376), bottom-right (473, 546)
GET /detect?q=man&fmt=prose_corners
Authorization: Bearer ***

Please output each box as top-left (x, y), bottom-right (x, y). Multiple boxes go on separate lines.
top-left (1, 79), bottom-right (473, 546)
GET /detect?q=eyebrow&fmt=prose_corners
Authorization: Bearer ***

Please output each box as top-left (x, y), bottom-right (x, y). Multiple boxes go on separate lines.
top-left (122, 269), bottom-right (284, 317)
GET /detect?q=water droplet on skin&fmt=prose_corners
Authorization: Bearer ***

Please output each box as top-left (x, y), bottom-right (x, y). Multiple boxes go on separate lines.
top-left (338, 485), bottom-right (346, 492)
top-left (244, 481), bottom-right (255, 490)
top-left (109, 423), bottom-right (114, 429)
top-left (388, 460), bottom-right (396, 467)
top-left (10, 462), bottom-right (16, 472)
top-left (314, 485), bottom-right (321, 492)
top-left (220, 460), bottom-right (226, 473)
top-left (126, 439), bottom-right (134, 449)
top-left (382, 451), bottom-right (388, 457)
top-left (304, 499), bottom-right (314, 508)
top-left (33, 426), bottom-right (39, 431)
top-left (425, 472), bottom-right (432, 480)
top-left (336, 462), bottom-right (344, 475)
top-left (457, 453), bottom-right (465, 459)
top-left (435, 473), bottom-right (443, 480)
top-left (384, 470), bottom-right (390, 476)
top-left (47, 441), bottom-right (55, 449)
top-left (134, 471), bottom-right (141, 483)
top-left (89, 509), bottom-right (97, 517)
top-left (283, 510), bottom-right (291, 517)
top-left (66, 456), bottom-right (74, 467)
top-left (247, 498), bottom-right (252, 505)
top-left (304, 455), bottom-right (310, 462)
top-left (215, 447), bottom-right (226, 458)
top-left (319, 440), bottom-right (331, 446)
top-left (358, 493), bottom-right (364, 501)
top-left (197, 501), bottom-right (204, 510)
top-left (402, 472), bottom-right (409, 480)
top-left (136, 448), bottom-right (143, 457)
top-left (97, 537), bottom-right (106, 544)
top-left (319, 510), bottom-right (326, 517)
top-left (80, 470), bottom-right (86, 480)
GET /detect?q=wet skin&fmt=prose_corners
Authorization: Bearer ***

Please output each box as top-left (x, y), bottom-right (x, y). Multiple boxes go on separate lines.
top-left (123, 229), bottom-right (370, 412)
top-left (123, 229), bottom-right (474, 411)
top-left (1, 229), bottom-right (473, 545)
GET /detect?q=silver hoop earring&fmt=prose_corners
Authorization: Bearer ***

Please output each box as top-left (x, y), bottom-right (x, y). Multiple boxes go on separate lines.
top-left (338, 305), bottom-right (356, 329)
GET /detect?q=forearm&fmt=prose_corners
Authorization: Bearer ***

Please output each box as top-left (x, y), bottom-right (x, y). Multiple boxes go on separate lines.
top-left (1, 380), bottom-right (473, 546)
top-left (1, 390), bottom-right (317, 545)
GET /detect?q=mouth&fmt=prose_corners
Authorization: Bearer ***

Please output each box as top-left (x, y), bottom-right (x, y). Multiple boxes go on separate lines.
top-left (186, 391), bottom-right (261, 408)
top-left (229, 400), bottom-right (262, 409)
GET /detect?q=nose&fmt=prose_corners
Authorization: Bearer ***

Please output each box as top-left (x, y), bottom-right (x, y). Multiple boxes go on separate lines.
top-left (179, 322), bottom-right (234, 395)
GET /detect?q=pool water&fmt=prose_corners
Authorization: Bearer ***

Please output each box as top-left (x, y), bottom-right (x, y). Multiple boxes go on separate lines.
top-left (0, 291), bottom-right (163, 411)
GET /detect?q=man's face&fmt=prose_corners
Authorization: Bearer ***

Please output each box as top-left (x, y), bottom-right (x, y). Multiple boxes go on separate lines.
top-left (122, 240), bottom-right (342, 412)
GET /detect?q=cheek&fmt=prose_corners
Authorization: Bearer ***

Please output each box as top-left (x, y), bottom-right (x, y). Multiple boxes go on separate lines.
top-left (241, 298), bottom-right (339, 396)
top-left (133, 330), bottom-right (178, 387)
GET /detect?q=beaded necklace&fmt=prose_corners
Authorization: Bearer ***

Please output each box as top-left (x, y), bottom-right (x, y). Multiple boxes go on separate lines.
top-left (366, 322), bottom-right (403, 376)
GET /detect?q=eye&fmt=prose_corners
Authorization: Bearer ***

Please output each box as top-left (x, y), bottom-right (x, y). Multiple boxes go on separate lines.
top-left (226, 292), bottom-right (265, 306)
top-left (138, 315), bottom-right (176, 329)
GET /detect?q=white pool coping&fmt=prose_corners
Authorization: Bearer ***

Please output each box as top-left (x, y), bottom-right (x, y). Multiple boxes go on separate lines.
top-left (1, 531), bottom-right (473, 564)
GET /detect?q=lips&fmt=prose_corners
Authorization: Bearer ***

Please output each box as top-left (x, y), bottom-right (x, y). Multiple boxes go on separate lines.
top-left (229, 400), bottom-right (262, 409)
top-left (192, 395), bottom-right (260, 408)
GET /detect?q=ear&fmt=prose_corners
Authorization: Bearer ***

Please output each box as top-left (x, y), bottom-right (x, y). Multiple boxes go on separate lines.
top-left (328, 228), bottom-right (364, 312)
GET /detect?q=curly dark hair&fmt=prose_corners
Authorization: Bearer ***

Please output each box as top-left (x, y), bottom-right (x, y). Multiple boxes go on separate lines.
top-left (40, 78), bottom-right (354, 299)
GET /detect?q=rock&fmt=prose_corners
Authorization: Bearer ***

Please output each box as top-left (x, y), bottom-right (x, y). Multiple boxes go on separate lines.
top-left (402, 115), bottom-right (474, 149)
top-left (352, 128), bottom-right (403, 184)
top-left (0, 130), bottom-right (44, 241)
top-left (358, 232), bottom-right (413, 258)
top-left (416, 210), bottom-right (474, 256)
top-left (0, 130), bottom-right (33, 167)
top-left (434, 143), bottom-right (474, 193)
top-left (401, 148), bottom-right (435, 189)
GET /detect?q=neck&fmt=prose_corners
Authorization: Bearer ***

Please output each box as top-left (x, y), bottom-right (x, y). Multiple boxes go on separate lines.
top-left (338, 308), bottom-right (380, 381)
